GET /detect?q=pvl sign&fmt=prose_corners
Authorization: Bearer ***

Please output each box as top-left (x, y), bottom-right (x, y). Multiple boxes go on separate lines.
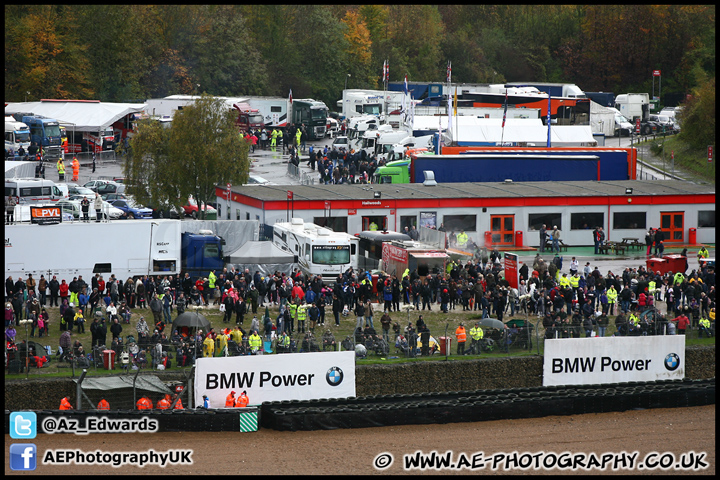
top-left (30, 206), bottom-right (62, 225)
top-left (543, 336), bottom-right (685, 386)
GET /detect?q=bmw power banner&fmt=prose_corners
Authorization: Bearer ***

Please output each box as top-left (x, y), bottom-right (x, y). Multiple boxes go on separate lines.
top-left (543, 336), bottom-right (685, 386)
top-left (194, 351), bottom-right (355, 407)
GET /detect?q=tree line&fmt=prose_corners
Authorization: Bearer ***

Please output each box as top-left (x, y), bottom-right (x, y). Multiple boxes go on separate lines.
top-left (4, 5), bottom-right (715, 152)
top-left (5, 5), bottom-right (714, 107)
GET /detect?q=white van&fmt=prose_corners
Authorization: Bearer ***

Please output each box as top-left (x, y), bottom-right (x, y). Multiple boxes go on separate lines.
top-left (5, 178), bottom-right (64, 204)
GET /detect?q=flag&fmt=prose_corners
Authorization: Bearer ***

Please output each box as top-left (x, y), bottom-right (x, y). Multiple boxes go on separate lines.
top-left (453, 86), bottom-right (458, 116)
top-left (384, 59), bottom-right (389, 84)
top-left (446, 61), bottom-right (451, 84)
top-left (546, 94), bottom-right (552, 147)
top-left (289, 89), bottom-right (293, 105)
top-left (502, 90), bottom-right (508, 128)
top-left (401, 74), bottom-right (408, 123)
top-left (382, 60), bottom-right (387, 84)
top-left (446, 91), bottom-right (453, 143)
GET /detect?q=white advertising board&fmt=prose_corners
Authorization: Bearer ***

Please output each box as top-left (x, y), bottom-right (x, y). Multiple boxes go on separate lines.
top-left (543, 336), bottom-right (685, 386)
top-left (194, 351), bottom-right (356, 407)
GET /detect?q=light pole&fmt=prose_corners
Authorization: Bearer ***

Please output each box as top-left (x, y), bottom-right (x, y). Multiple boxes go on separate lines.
top-left (345, 73), bottom-right (351, 91)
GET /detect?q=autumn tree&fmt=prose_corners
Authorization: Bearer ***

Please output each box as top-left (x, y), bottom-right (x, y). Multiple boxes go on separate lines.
top-left (126, 94), bottom-right (249, 219)
top-left (342, 11), bottom-right (375, 89)
top-left (5, 5), bottom-right (93, 101)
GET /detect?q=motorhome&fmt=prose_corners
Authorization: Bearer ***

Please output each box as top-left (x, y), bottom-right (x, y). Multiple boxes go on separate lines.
top-left (272, 218), bottom-right (359, 276)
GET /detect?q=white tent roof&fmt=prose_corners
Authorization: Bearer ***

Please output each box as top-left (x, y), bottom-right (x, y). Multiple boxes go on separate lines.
top-left (5, 100), bottom-right (146, 131)
top-left (452, 118), bottom-right (596, 146)
top-left (227, 241), bottom-right (295, 264)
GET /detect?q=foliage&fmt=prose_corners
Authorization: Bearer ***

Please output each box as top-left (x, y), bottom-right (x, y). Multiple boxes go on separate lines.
top-left (126, 94), bottom-right (249, 216)
top-left (677, 77), bottom-right (715, 151)
top-left (4, 4), bottom-right (715, 146)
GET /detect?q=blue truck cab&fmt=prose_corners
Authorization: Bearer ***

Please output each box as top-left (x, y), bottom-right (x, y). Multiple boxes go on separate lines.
top-left (22, 116), bottom-right (63, 160)
top-left (181, 230), bottom-right (226, 282)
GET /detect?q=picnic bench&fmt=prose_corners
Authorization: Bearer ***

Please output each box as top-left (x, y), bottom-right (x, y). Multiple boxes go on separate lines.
top-left (621, 237), bottom-right (643, 251)
top-left (603, 241), bottom-right (626, 255)
top-left (543, 239), bottom-right (569, 252)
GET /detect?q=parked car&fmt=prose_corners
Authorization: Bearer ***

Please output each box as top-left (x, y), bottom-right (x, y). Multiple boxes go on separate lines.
top-left (84, 180), bottom-right (126, 195)
top-left (649, 114), bottom-right (677, 134)
top-left (146, 202), bottom-right (182, 219)
top-left (110, 198), bottom-right (153, 219)
top-left (244, 174), bottom-right (277, 186)
top-left (58, 198), bottom-right (124, 220)
top-left (101, 193), bottom-right (127, 202)
top-left (183, 195), bottom-right (217, 219)
top-left (332, 135), bottom-right (349, 151)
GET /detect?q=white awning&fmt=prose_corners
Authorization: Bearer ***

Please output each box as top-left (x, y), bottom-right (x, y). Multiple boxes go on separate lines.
top-left (5, 100), bottom-right (146, 131)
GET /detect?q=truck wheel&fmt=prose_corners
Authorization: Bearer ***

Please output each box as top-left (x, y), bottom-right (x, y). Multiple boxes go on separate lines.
top-left (191, 211), bottom-right (197, 220)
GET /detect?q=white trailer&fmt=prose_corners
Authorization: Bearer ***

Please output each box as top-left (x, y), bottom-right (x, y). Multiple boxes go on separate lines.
top-left (338, 89), bottom-right (407, 120)
top-left (143, 95), bottom-right (249, 119)
top-left (5, 219), bottom-right (183, 282)
top-left (272, 218), bottom-right (359, 277)
top-left (245, 97), bottom-right (290, 128)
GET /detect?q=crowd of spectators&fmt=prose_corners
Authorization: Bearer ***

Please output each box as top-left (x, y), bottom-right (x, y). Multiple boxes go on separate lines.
top-left (4, 252), bottom-right (715, 368)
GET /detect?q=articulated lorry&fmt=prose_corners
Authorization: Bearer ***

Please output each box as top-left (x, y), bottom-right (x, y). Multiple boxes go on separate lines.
top-left (614, 93), bottom-right (661, 135)
top-left (5, 219), bottom-right (226, 283)
top-left (373, 147), bottom-right (637, 184)
top-left (18, 115), bottom-right (63, 160)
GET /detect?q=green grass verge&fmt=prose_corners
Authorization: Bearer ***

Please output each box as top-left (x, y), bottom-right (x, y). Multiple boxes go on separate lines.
top-left (5, 301), bottom-right (714, 379)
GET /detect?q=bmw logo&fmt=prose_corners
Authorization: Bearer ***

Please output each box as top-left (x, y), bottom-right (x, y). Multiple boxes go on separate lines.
top-left (326, 366), bottom-right (344, 386)
top-left (664, 353), bottom-right (680, 371)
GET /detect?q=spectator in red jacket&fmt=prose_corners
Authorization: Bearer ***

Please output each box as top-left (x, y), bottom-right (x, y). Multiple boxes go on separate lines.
top-left (59, 279), bottom-right (70, 303)
top-left (673, 314), bottom-right (690, 335)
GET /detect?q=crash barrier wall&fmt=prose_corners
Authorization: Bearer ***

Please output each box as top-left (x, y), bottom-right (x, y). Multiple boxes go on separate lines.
top-left (261, 378), bottom-right (715, 431)
top-left (4, 407), bottom-right (260, 434)
top-left (4, 346), bottom-right (714, 411)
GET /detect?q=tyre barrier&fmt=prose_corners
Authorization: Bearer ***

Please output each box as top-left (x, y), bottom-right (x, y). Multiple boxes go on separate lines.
top-left (260, 378), bottom-right (715, 431)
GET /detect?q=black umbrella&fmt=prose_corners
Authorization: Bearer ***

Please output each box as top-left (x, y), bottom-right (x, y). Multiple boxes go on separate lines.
top-left (171, 311), bottom-right (211, 337)
top-left (475, 318), bottom-right (505, 330)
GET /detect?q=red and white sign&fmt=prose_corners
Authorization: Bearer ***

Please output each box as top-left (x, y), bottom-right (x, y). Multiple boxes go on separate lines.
top-left (504, 252), bottom-right (518, 289)
top-left (348, 209), bottom-right (357, 216)
top-left (287, 190), bottom-right (293, 200)
top-left (635, 118), bottom-right (641, 134)
top-left (653, 70), bottom-right (661, 76)
top-left (382, 243), bottom-right (408, 264)
top-left (708, 146), bottom-right (713, 164)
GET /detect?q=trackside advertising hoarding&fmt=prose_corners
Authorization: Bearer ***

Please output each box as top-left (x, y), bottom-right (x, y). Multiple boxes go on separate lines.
top-left (543, 336), bottom-right (685, 386)
top-left (194, 351), bottom-right (355, 407)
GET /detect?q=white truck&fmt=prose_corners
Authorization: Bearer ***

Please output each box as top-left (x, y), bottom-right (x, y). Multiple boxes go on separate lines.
top-left (338, 89), bottom-right (408, 120)
top-left (614, 93), bottom-right (649, 122)
top-left (4, 219), bottom-right (226, 283)
top-left (590, 102), bottom-right (634, 137)
top-left (5, 116), bottom-right (32, 156)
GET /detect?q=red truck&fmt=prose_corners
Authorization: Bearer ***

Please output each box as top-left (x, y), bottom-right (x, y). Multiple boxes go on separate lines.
top-left (233, 102), bottom-right (264, 133)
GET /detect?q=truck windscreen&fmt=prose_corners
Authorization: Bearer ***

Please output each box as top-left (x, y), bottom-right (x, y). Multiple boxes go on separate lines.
top-left (310, 109), bottom-right (327, 120)
top-left (312, 245), bottom-right (350, 265)
top-left (44, 124), bottom-right (61, 138)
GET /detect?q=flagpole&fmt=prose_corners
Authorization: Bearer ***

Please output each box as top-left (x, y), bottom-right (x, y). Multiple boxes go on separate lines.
top-left (501, 89), bottom-right (507, 145)
top-left (546, 94), bottom-right (552, 148)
